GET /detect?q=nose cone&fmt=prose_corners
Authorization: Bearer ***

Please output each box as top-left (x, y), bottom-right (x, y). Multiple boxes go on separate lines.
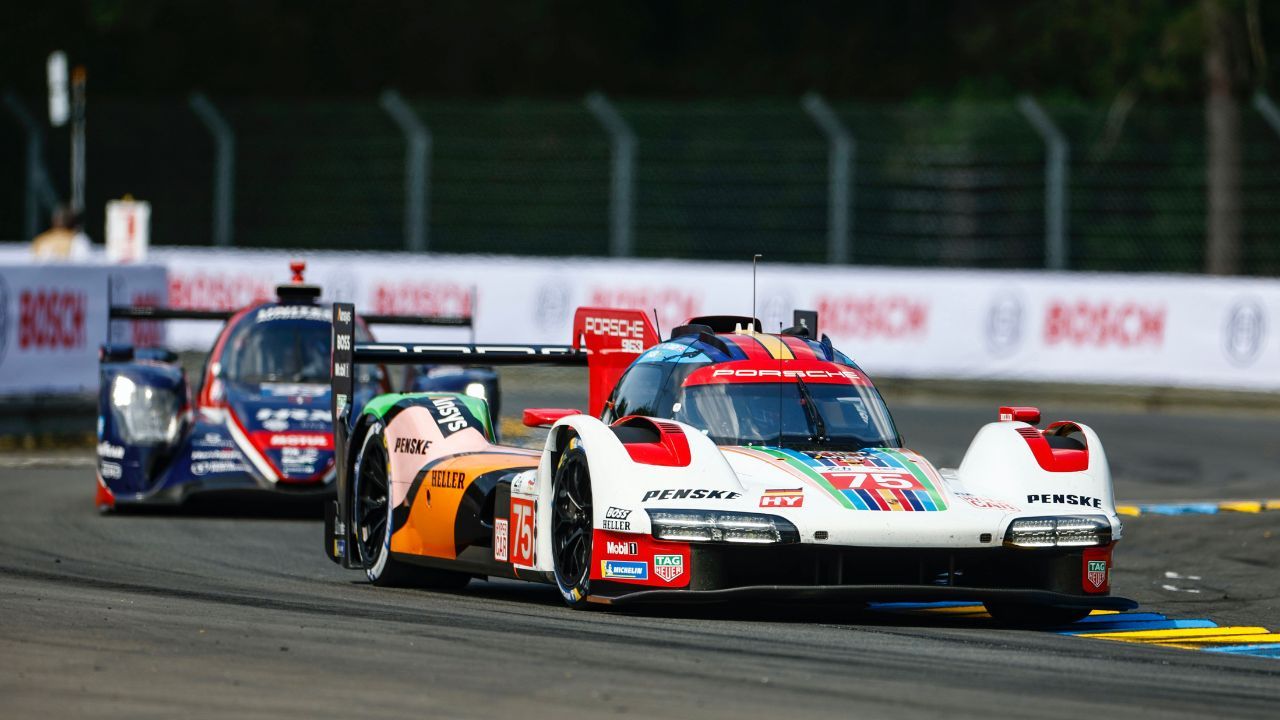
top-left (232, 382), bottom-right (335, 483)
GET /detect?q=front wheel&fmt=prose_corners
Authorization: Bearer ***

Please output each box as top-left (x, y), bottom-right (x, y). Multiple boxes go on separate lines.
top-left (551, 443), bottom-right (594, 608)
top-left (352, 422), bottom-right (468, 589)
top-left (984, 602), bottom-right (1091, 627)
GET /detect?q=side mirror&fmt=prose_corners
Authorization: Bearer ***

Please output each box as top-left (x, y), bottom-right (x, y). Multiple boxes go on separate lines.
top-left (998, 406), bottom-right (1041, 425)
top-left (523, 408), bottom-right (582, 428)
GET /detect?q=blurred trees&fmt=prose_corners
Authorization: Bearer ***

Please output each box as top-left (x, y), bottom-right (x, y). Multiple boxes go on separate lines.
top-left (1, 0), bottom-right (1275, 102)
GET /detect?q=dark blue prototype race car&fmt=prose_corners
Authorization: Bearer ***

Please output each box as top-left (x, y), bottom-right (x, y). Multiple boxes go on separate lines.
top-left (96, 263), bottom-right (497, 510)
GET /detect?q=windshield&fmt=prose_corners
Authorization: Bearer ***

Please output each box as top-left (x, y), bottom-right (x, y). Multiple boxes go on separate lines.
top-left (224, 317), bottom-right (332, 384)
top-left (672, 380), bottom-right (901, 450)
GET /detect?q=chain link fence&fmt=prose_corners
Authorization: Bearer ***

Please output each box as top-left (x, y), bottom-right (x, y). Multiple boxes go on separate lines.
top-left (4, 95), bottom-right (1280, 274)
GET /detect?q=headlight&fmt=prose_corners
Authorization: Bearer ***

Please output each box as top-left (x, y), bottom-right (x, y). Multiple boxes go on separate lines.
top-left (646, 509), bottom-right (800, 544)
top-left (110, 375), bottom-right (182, 444)
top-left (1005, 515), bottom-right (1111, 548)
top-left (464, 382), bottom-right (487, 401)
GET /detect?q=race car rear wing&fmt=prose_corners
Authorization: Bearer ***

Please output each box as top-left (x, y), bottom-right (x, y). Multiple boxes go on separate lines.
top-left (328, 301), bottom-right (589, 565)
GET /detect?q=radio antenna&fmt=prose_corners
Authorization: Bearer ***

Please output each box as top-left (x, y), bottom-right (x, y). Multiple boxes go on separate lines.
top-left (652, 307), bottom-right (662, 339)
top-left (752, 254), bottom-right (763, 329)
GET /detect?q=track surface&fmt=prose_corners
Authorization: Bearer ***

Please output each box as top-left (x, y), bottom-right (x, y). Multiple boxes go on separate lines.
top-left (2, 377), bottom-right (1279, 718)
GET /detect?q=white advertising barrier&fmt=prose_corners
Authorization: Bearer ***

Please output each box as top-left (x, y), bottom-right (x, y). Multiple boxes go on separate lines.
top-left (0, 264), bottom-right (168, 396)
top-left (145, 247), bottom-right (1280, 392)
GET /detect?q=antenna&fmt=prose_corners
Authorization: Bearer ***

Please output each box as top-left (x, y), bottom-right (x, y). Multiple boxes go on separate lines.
top-left (652, 307), bottom-right (662, 338)
top-left (752, 253), bottom-right (763, 327)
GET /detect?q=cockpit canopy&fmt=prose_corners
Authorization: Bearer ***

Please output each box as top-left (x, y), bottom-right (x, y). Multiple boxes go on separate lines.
top-left (602, 333), bottom-right (901, 450)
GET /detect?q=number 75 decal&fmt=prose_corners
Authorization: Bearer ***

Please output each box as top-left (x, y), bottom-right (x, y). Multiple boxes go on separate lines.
top-left (823, 471), bottom-right (923, 491)
top-left (510, 497), bottom-right (536, 566)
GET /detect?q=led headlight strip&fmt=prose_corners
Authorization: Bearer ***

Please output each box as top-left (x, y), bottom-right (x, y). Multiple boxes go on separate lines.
top-left (646, 509), bottom-right (800, 544)
top-left (1005, 515), bottom-right (1112, 548)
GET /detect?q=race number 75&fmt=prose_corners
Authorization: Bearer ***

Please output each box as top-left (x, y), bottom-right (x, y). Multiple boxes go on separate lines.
top-left (828, 472), bottom-right (921, 490)
top-left (510, 498), bottom-right (536, 566)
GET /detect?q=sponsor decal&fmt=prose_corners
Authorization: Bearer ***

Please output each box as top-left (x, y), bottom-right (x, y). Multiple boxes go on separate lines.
top-left (429, 470), bottom-right (466, 489)
top-left (759, 488), bottom-right (803, 508)
top-left (603, 506), bottom-right (632, 531)
top-left (96, 441), bottom-right (125, 460)
top-left (126, 291), bottom-right (164, 347)
top-left (393, 437), bottom-right (432, 455)
top-left (1082, 546), bottom-right (1112, 593)
top-left (587, 287), bottom-right (699, 340)
top-left (194, 432), bottom-right (231, 447)
top-left (710, 368), bottom-right (864, 381)
top-left (605, 540), bottom-right (639, 555)
top-left (191, 460), bottom-right (245, 476)
top-left (372, 281), bottom-right (471, 318)
top-left (642, 489), bottom-right (742, 502)
top-left (20, 289), bottom-right (85, 349)
top-left (601, 560), bottom-right (649, 580)
top-left (427, 396), bottom-right (471, 437)
top-left (190, 449), bottom-right (239, 461)
top-left (653, 554), bottom-right (684, 583)
top-left (254, 305), bottom-right (329, 323)
top-left (955, 493), bottom-right (1019, 512)
top-left (1224, 300), bottom-right (1266, 367)
top-left (99, 461), bottom-right (123, 480)
top-left (261, 384), bottom-right (327, 398)
top-left (266, 433), bottom-right (330, 448)
top-left (1044, 300), bottom-right (1164, 348)
top-left (1087, 559), bottom-right (1108, 589)
top-left (1026, 493), bottom-right (1102, 508)
top-left (493, 518), bottom-right (509, 562)
top-left (510, 470), bottom-right (537, 496)
top-left (254, 408), bottom-right (330, 424)
top-left (510, 497), bottom-right (536, 566)
top-left (280, 447), bottom-right (320, 470)
top-left (986, 293), bottom-right (1023, 354)
top-left (169, 272), bottom-right (272, 311)
top-left (816, 294), bottom-right (928, 339)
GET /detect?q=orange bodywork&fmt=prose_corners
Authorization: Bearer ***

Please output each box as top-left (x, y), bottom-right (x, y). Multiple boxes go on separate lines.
top-left (389, 449), bottom-right (539, 559)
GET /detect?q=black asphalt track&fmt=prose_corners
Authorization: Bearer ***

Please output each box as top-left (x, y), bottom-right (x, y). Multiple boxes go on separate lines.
top-left (1, 376), bottom-right (1278, 718)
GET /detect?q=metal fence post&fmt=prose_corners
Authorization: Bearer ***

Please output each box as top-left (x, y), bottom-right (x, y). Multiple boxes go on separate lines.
top-left (585, 92), bottom-right (636, 257)
top-left (379, 90), bottom-right (430, 252)
top-left (802, 93), bottom-right (855, 264)
top-left (3, 92), bottom-right (60, 240)
top-left (189, 93), bottom-right (236, 247)
top-left (1017, 96), bottom-right (1070, 270)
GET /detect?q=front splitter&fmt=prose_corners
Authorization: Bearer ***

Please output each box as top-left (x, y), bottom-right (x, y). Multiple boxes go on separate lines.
top-left (590, 584), bottom-right (1137, 610)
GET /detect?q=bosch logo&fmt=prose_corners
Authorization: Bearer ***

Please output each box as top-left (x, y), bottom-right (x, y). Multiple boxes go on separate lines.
top-left (583, 316), bottom-right (645, 339)
top-left (985, 294), bottom-right (1023, 354)
top-left (1044, 300), bottom-right (1165, 348)
top-left (816, 295), bottom-right (928, 339)
top-left (19, 289), bottom-right (85, 350)
top-left (1224, 300), bottom-right (1266, 367)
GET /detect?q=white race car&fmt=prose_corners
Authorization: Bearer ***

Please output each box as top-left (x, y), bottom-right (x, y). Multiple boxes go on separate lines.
top-left (324, 304), bottom-right (1134, 625)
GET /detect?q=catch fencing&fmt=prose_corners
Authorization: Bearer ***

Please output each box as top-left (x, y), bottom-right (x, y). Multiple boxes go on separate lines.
top-left (5, 95), bottom-right (1280, 273)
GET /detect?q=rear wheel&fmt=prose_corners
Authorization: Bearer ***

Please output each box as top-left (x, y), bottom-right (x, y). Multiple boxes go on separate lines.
top-left (352, 422), bottom-right (468, 589)
top-left (552, 443), bottom-right (594, 608)
top-left (984, 602), bottom-right (1091, 627)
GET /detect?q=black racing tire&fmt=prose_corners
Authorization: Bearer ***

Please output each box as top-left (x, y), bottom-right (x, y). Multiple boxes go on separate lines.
top-left (351, 422), bottom-right (469, 590)
top-left (984, 602), bottom-right (1091, 627)
top-left (551, 442), bottom-right (594, 609)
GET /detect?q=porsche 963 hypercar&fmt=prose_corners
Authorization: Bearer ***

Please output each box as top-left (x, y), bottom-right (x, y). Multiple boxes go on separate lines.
top-left (95, 263), bottom-right (497, 510)
top-left (324, 303), bottom-right (1134, 625)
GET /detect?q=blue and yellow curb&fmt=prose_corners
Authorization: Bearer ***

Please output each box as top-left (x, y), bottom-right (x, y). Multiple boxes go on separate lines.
top-left (869, 601), bottom-right (1280, 660)
top-left (1115, 499), bottom-right (1280, 517)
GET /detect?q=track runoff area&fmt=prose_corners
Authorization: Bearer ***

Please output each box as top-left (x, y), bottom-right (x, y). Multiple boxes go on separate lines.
top-left (1, 387), bottom-right (1279, 717)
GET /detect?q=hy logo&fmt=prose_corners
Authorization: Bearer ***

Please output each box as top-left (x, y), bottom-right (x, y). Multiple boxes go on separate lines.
top-left (654, 554), bottom-right (684, 583)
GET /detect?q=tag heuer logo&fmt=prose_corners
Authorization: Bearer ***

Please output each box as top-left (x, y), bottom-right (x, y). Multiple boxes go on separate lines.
top-left (1087, 560), bottom-right (1107, 588)
top-left (653, 554), bottom-right (684, 583)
